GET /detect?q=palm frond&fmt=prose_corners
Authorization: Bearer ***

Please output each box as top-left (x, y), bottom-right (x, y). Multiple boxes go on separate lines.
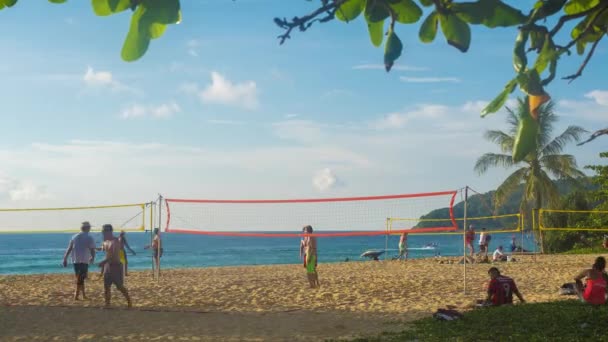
top-left (537, 169), bottom-right (562, 208)
top-left (541, 154), bottom-right (586, 179)
top-left (494, 167), bottom-right (528, 208)
top-left (504, 105), bottom-right (519, 136)
top-left (483, 130), bottom-right (514, 153)
top-left (537, 101), bottom-right (557, 147)
top-left (541, 126), bottom-right (588, 156)
top-left (474, 153), bottom-right (515, 175)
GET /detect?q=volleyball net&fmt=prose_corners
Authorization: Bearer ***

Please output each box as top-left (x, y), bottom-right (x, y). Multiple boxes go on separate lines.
top-left (164, 190), bottom-right (459, 237)
top-left (539, 209), bottom-right (608, 232)
top-left (388, 212), bottom-right (522, 235)
top-left (0, 203), bottom-right (148, 233)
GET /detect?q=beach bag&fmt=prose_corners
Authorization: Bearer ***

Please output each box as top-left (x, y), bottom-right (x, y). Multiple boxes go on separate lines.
top-left (433, 308), bottom-right (464, 321)
top-left (559, 283), bottom-right (577, 295)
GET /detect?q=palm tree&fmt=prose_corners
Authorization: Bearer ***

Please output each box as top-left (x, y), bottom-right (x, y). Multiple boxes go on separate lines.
top-left (474, 98), bottom-right (587, 252)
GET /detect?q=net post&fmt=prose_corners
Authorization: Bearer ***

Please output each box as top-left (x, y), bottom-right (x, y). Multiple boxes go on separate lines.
top-left (463, 186), bottom-right (468, 295)
top-left (156, 194), bottom-right (163, 281)
top-left (532, 208), bottom-right (538, 262)
top-left (385, 218), bottom-right (389, 261)
top-left (149, 201), bottom-right (155, 279)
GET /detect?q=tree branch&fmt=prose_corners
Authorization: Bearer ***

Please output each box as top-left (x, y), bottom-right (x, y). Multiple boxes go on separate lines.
top-left (549, 1), bottom-right (608, 37)
top-left (563, 5), bottom-right (608, 51)
top-left (274, 0), bottom-right (347, 45)
top-left (563, 35), bottom-right (603, 83)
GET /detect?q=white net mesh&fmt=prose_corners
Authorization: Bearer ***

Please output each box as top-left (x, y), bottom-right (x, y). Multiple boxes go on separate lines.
top-left (166, 191), bottom-right (458, 235)
top-left (0, 204), bottom-right (147, 233)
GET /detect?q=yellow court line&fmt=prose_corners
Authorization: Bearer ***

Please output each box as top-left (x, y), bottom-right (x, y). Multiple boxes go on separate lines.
top-left (0, 203), bottom-right (147, 212)
top-left (388, 228), bottom-right (522, 236)
top-left (540, 227), bottom-right (608, 232)
top-left (389, 214), bottom-right (520, 222)
top-left (540, 210), bottom-right (608, 214)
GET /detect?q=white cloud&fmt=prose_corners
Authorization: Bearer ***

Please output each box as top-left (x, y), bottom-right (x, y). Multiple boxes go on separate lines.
top-left (187, 39), bottom-right (201, 57)
top-left (83, 67), bottom-right (113, 86)
top-left (272, 120), bottom-right (326, 143)
top-left (0, 173), bottom-right (51, 201)
top-left (353, 64), bottom-right (428, 71)
top-left (207, 119), bottom-right (246, 125)
top-left (400, 76), bottom-right (461, 83)
top-left (374, 104), bottom-right (449, 129)
top-left (313, 168), bottom-right (339, 192)
top-left (585, 90), bottom-right (608, 106)
top-left (557, 97), bottom-right (607, 122)
top-left (121, 102), bottom-right (180, 119)
top-left (83, 66), bottom-right (138, 94)
top-left (182, 72), bottom-right (259, 109)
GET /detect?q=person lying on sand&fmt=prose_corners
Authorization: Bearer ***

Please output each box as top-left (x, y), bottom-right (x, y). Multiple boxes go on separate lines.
top-left (484, 267), bottom-right (525, 306)
top-left (99, 224), bottom-right (132, 308)
top-left (303, 225), bottom-right (319, 288)
top-left (574, 256), bottom-right (607, 305)
top-left (62, 221), bottom-right (96, 300)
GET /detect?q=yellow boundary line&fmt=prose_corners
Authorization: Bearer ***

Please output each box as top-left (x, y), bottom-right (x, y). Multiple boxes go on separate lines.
top-left (390, 214), bottom-right (520, 222)
top-left (539, 209), bottom-right (608, 231)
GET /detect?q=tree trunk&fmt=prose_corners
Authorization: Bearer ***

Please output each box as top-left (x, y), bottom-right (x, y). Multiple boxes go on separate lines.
top-left (536, 190), bottom-right (545, 254)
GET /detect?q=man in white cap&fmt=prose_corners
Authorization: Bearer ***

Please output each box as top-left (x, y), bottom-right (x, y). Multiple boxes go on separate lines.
top-left (62, 221), bottom-right (96, 300)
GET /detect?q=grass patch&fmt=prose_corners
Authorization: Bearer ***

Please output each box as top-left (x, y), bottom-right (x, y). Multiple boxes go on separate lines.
top-left (342, 300), bottom-right (608, 341)
top-left (562, 247), bottom-right (607, 255)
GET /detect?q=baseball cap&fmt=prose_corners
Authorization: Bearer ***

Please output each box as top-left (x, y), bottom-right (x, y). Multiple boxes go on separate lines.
top-left (81, 221), bottom-right (91, 229)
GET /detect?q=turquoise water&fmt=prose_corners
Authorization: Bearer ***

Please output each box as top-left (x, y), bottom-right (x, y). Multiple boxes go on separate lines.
top-left (0, 232), bottom-right (537, 275)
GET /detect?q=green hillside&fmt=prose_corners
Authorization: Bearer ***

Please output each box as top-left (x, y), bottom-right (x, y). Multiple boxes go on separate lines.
top-left (416, 178), bottom-right (596, 230)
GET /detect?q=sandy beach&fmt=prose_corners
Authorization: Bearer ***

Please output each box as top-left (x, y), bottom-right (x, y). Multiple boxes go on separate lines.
top-left (1, 254), bottom-right (605, 341)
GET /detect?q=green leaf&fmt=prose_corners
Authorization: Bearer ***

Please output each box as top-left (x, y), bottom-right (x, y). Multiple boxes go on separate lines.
top-left (533, 35), bottom-right (559, 74)
top-left (453, 0), bottom-right (526, 28)
top-left (384, 29), bottom-right (403, 71)
top-left (4, 0), bottom-right (18, 6)
top-left (366, 18), bottom-right (385, 47)
top-left (388, 0), bottom-right (422, 24)
top-left (564, 0), bottom-right (599, 15)
top-left (92, 0), bottom-right (132, 16)
top-left (481, 79), bottom-right (517, 117)
top-left (122, 4), bottom-right (149, 62)
top-left (364, 0), bottom-right (390, 22)
top-left (335, 0), bottom-right (365, 22)
top-left (121, 0), bottom-right (181, 61)
top-left (530, 0), bottom-right (567, 21)
top-left (517, 69), bottom-right (544, 96)
top-left (439, 13), bottom-right (471, 52)
top-left (419, 11), bottom-right (438, 43)
top-left (419, 0), bottom-right (434, 6)
top-left (48, 0), bottom-right (67, 3)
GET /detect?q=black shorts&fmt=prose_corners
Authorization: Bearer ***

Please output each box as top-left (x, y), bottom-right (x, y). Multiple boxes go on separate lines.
top-left (73, 263), bottom-right (88, 284)
top-left (103, 264), bottom-right (124, 288)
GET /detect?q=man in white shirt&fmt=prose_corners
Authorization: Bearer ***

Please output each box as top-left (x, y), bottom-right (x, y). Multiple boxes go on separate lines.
top-left (493, 245), bottom-right (508, 262)
top-left (478, 228), bottom-right (487, 256)
top-left (62, 221), bottom-right (96, 300)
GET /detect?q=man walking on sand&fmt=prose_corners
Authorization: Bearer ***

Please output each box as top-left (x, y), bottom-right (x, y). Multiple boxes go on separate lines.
top-left (62, 221), bottom-right (96, 300)
top-left (99, 224), bottom-right (132, 308)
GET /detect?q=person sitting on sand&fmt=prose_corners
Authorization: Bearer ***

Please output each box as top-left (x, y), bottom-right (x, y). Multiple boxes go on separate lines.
top-left (485, 267), bottom-right (525, 306)
top-left (574, 256), bottom-right (607, 305)
top-left (465, 225), bottom-right (475, 257)
top-left (118, 231), bottom-right (136, 276)
top-left (492, 246), bottom-right (508, 262)
top-left (62, 221), bottom-right (96, 300)
top-left (398, 232), bottom-right (408, 261)
top-left (303, 225), bottom-right (319, 288)
top-left (99, 224), bottom-right (132, 308)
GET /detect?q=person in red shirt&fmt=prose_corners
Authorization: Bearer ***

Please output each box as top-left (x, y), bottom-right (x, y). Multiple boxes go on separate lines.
top-left (465, 225), bottom-right (475, 257)
top-left (485, 267), bottom-right (525, 306)
top-left (574, 256), bottom-right (607, 305)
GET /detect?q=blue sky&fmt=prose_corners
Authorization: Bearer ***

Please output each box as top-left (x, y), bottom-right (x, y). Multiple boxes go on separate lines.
top-left (0, 0), bottom-right (606, 208)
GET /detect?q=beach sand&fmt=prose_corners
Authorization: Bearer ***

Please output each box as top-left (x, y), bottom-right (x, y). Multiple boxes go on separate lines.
top-left (1, 254), bottom-right (605, 341)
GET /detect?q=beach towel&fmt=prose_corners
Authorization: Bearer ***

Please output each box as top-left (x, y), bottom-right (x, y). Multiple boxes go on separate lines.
top-left (559, 283), bottom-right (577, 296)
top-left (433, 308), bottom-right (464, 321)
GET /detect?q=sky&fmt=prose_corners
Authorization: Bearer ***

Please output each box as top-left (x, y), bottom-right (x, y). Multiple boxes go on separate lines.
top-left (0, 0), bottom-right (606, 214)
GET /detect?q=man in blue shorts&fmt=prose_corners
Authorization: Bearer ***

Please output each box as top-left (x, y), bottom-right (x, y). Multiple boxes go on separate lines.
top-left (62, 221), bottom-right (96, 300)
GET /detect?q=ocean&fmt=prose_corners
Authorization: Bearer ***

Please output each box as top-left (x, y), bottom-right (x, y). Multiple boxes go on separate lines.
top-left (0, 232), bottom-right (537, 275)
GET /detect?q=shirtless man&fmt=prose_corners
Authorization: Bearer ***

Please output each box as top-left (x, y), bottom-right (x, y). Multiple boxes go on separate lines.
top-left (398, 233), bottom-right (408, 261)
top-left (145, 228), bottom-right (162, 277)
top-left (99, 224), bottom-right (132, 308)
top-left (303, 225), bottom-right (319, 288)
